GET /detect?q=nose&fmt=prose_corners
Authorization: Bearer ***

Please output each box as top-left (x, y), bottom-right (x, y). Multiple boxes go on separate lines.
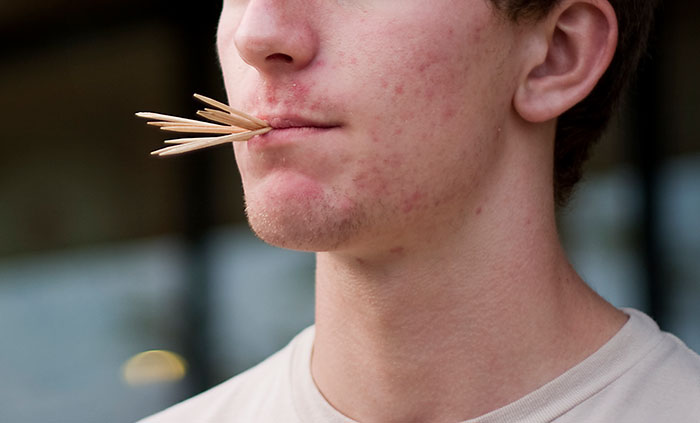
top-left (234, 0), bottom-right (318, 75)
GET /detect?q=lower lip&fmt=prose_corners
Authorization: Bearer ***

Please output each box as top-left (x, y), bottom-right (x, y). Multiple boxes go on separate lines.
top-left (247, 126), bottom-right (340, 150)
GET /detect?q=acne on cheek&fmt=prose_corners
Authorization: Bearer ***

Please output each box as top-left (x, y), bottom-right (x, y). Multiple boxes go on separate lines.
top-left (401, 191), bottom-right (425, 214)
top-left (380, 50), bottom-right (466, 129)
top-left (351, 167), bottom-right (390, 197)
top-left (382, 154), bottom-right (403, 168)
top-left (333, 52), bottom-right (360, 69)
top-left (441, 106), bottom-right (456, 124)
top-left (350, 150), bottom-right (404, 197)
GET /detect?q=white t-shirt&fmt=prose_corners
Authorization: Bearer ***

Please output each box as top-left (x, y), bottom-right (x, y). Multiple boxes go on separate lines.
top-left (139, 309), bottom-right (700, 422)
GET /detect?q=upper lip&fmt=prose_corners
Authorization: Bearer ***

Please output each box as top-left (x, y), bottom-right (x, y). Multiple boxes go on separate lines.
top-left (263, 115), bottom-right (340, 130)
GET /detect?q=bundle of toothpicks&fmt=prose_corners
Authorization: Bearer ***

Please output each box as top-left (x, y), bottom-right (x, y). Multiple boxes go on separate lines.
top-left (136, 94), bottom-right (271, 156)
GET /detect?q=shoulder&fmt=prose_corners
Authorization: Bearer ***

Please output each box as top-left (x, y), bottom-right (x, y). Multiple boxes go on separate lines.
top-left (619, 329), bottom-right (700, 407)
top-left (137, 326), bottom-right (315, 423)
top-left (612, 310), bottom-right (700, 395)
top-left (563, 310), bottom-right (700, 422)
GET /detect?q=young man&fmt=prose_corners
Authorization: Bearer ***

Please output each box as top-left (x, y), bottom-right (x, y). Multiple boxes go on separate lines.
top-left (142, 0), bottom-right (700, 422)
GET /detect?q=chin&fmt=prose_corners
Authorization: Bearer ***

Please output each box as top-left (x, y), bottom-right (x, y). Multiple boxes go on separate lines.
top-left (243, 189), bottom-right (365, 253)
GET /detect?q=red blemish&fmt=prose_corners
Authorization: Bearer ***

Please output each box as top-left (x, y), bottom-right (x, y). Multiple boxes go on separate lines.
top-left (290, 82), bottom-right (310, 98)
top-left (376, 182), bottom-right (389, 196)
top-left (390, 247), bottom-right (405, 255)
top-left (355, 257), bottom-right (365, 265)
top-left (380, 79), bottom-right (389, 89)
top-left (393, 128), bottom-right (403, 136)
top-left (350, 57), bottom-right (358, 65)
top-left (352, 171), bottom-right (369, 189)
top-left (394, 85), bottom-right (404, 95)
top-left (368, 128), bottom-right (383, 144)
top-left (476, 207), bottom-right (483, 215)
top-left (362, 166), bottom-right (390, 196)
top-left (382, 154), bottom-right (403, 167)
top-left (353, 164), bottom-right (389, 196)
top-left (402, 191), bottom-right (424, 213)
top-left (442, 107), bottom-right (455, 121)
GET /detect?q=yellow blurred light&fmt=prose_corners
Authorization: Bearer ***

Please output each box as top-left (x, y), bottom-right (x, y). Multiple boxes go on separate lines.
top-left (122, 350), bottom-right (188, 386)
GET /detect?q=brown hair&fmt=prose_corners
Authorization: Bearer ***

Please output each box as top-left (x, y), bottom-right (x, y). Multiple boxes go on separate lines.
top-left (491, 0), bottom-right (658, 206)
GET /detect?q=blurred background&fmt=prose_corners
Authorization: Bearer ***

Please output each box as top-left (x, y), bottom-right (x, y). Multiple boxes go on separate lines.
top-left (0, 1), bottom-right (698, 422)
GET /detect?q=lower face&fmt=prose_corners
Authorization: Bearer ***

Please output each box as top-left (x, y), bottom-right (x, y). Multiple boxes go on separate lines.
top-left (217, 0), bottom-right (518, 255)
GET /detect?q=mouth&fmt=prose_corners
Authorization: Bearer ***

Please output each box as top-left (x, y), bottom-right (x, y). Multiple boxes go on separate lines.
top-left (247, 114), bottom-right (342, 150)
top-left (266, 116), bottom-right (340, 130)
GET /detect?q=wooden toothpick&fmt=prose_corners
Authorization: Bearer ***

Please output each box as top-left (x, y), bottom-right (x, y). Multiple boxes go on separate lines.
top-left (136, 94), bottom-right (270, 156)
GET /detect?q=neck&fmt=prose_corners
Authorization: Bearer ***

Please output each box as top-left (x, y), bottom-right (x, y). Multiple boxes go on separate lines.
top-left (310, 129), bottom-right (626, 422)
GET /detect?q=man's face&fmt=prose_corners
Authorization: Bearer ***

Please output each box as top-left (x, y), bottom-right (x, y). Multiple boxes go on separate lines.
top-left (217, 0), bottom-right (520, 254)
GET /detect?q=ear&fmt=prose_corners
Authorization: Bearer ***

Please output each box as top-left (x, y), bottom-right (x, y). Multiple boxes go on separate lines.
top-left (513, 0), bottom-right (618, 123)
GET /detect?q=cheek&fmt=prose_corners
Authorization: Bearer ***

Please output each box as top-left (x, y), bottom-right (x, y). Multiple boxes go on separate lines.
top-left (341, 36), bottom-right (504, 216)
top-left (348, 151), bottom-right (405, 199)
top-left (349, 28), bottom-right (494, 152)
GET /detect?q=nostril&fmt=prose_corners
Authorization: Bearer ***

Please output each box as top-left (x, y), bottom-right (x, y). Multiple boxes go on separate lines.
top-left (266, 53), bottom-right (294, 63)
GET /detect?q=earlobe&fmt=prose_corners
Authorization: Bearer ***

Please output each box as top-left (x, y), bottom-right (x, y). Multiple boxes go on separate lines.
top-left (513, 0), bottom-right (618, 123)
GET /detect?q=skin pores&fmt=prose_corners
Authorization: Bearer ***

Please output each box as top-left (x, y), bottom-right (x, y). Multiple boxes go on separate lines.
top-left (217, 0), bottom-right (521, 256)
